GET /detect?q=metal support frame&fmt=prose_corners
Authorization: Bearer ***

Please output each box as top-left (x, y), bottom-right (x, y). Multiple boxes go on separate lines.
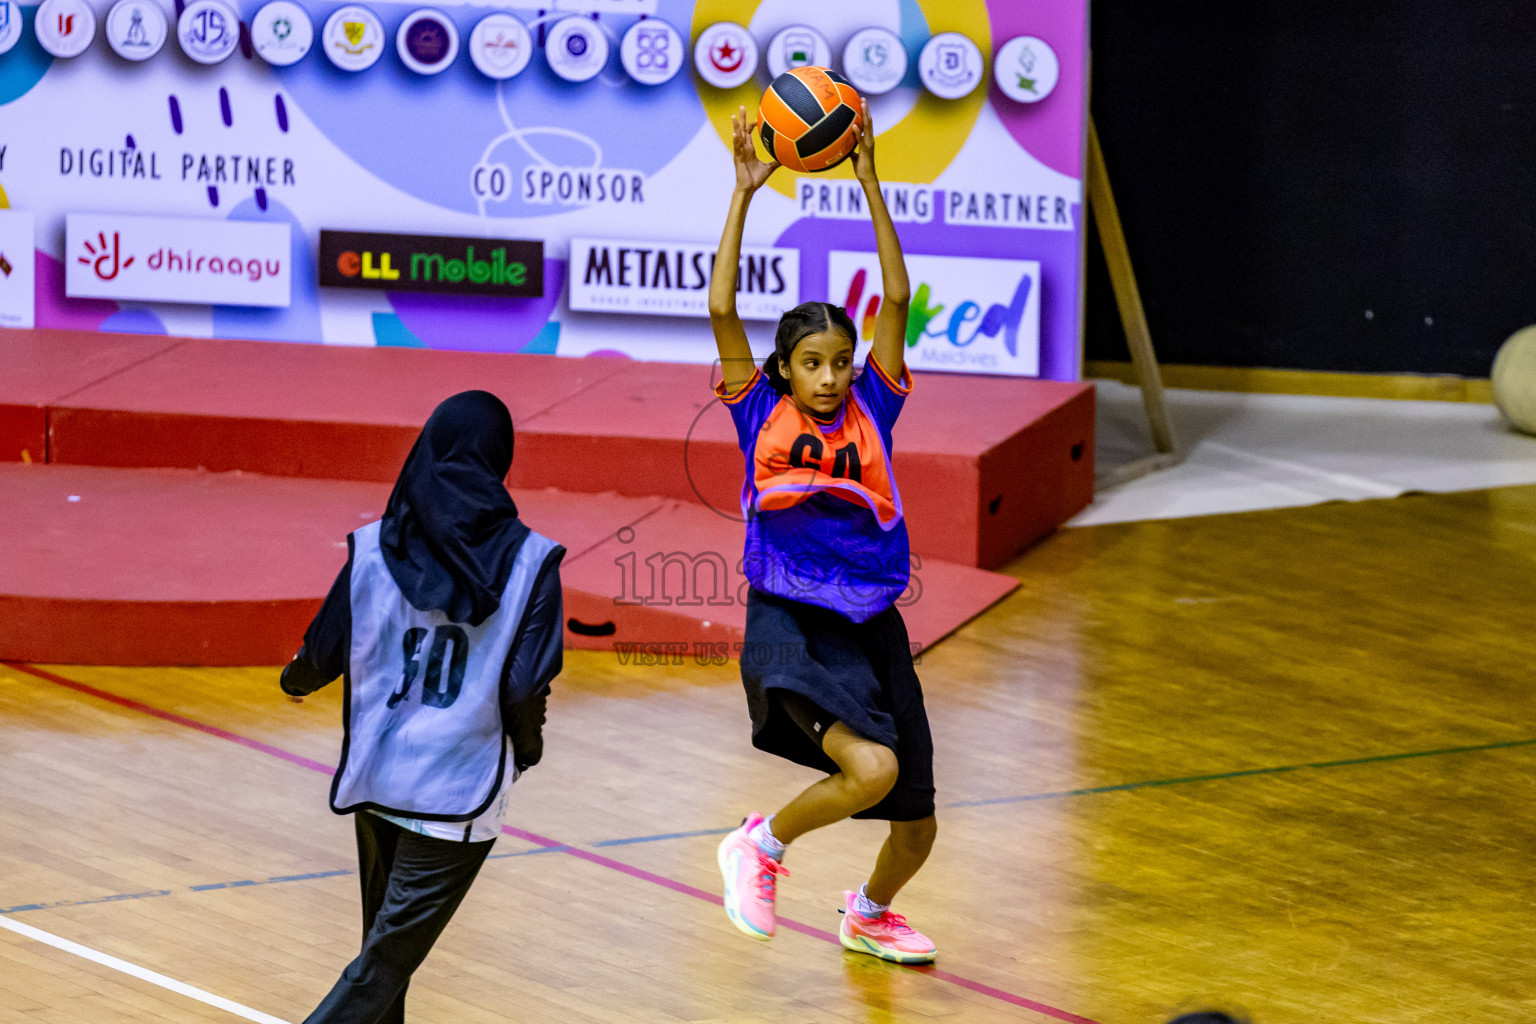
top-left (1086, 115), bottom-right (1182, 488)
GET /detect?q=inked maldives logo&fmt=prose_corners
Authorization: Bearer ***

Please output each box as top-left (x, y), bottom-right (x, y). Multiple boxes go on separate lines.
top-left (842, 266), bottom-right (1032, 355)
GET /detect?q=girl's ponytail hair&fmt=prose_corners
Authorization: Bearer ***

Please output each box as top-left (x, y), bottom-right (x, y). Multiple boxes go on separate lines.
top-left (764, 301), bottom-right (859, 396)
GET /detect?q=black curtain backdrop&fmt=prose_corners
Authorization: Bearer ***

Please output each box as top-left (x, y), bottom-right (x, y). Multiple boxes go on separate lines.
top-left (1084, 2), bottom-right (1536, 376)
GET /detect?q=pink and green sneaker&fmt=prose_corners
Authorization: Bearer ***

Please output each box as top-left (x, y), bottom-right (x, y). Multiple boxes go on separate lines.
top-left (717, 813), bottom-right (788, 940)
top-left (838, 889), bottom-right (937, 963)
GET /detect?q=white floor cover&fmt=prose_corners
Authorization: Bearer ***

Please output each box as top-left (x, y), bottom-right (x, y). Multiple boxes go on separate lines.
top-left (1071, 380), bottom-right (1536, 527)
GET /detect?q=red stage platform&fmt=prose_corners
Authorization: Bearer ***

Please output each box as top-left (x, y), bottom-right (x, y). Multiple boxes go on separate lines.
top-left (13, 329), bottom-right (1094, 568)
top-left (0, 464), bottom-right (1019, 666)
top-left (0, 330), bottom-right (179, 464)
top-left (2, 329), bottom-right (1093, 665)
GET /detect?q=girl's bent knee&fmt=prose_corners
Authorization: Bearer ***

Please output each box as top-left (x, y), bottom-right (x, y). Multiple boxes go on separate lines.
top-left (826, 728), bottom-right (900, 807)
top-left (847, 748), bottom-right (899, 806)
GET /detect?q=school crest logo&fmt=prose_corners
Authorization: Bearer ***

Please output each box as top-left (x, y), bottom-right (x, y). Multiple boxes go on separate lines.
top-left (251, 0), bottom-right (313, 65)
top-left (178, 0), bottom-right (239, 64)
top-left (619, 18), bottom-right (683, 86)
top-left (324, 4), bottom-right (383, 71)
top-left (693, 22), bottom-right (757, 89)
top-left (994, 36), bottom-right (1060, 104)
top-left (840, 26), bottom-right (907, 96)
top-left (396, 9), bottom-right (458, 75)
top-left (35, 0), bottom-right (96, 58)
top-left (544, 16), bottom-right (607, 83)
top-left (0, 0), bottom-right (25, 54)
top-left (105, 0), bottom-right (167, 60)
top-left (468, 12), bottom-right (531, 80)
top-left (918, 32), bottom-right (983, 99)
top-left (766, 24), bottom-right (828, 79)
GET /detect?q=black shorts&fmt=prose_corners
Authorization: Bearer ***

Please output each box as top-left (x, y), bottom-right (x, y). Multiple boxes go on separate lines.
top-left (740, 588), bottom-right (935, 821)
top-left (778, 689), bottom-right (838, 744)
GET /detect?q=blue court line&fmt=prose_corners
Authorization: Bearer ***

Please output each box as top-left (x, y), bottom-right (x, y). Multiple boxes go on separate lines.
top-left (0, 851), bottom-right (572, 915)
top-left (0, 843), bottom-right (617, 915)
top-left (591, 827), bottom-right (733, 847)
top-left (0, 870), bottom-right (356, 913)
top-left (943, 735), bottom-right (1536, 808)
top-left (487, 844), bottom-right (571, 859)
top-left (267, 870), bottom-right (352, 883)
top-left (1, 889), bottom-right (175, 914)
top-left (190, 869), bottom-right (351, 892)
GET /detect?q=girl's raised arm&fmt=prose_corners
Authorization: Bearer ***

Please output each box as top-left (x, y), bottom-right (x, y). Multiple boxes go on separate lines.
top-left (849, 100), bottom-right (910, 381)
top-left (709, 107), bottom-right (779, 392)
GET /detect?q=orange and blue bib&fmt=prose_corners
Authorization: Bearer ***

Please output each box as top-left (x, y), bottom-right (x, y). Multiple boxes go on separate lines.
top-left (716, 358), bottom-right (912, 621)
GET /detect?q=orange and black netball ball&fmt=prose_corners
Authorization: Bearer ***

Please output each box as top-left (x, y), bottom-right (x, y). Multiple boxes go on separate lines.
top-left (759, 66), bottom-right (864, 173)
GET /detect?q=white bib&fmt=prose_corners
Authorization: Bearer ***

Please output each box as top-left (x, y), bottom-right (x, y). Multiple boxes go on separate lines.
top-left (331, 520), bottom-right (557, 820)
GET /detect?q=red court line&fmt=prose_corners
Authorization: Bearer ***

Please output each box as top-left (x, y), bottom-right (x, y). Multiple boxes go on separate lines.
top-left (7, 663), bottom-right (332, 774)
top-left (5, 662), bottom-right (1101, 1024)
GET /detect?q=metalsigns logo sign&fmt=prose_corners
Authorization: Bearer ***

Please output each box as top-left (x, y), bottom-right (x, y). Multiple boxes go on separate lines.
top-left (569, 237), bottom-right (798, 321)
top-left (828, 251), bottom-right (1041, 376)
top-left (318, 230), bottom-right (542, 298)
top-left (65, 213), bottom-right (291, 307)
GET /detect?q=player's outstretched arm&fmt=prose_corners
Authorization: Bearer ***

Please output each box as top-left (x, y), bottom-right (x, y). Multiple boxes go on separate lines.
top-left (850, 99), bottom-right (910, 381)
top-left (709, 107), bottom-right (780, 392)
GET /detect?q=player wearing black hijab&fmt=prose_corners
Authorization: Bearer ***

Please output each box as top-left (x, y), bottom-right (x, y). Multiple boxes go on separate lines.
top-left (281, 390), bottom-right (565, 1024)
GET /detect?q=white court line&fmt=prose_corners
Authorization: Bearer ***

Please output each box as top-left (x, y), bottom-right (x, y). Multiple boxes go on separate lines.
top-left (0, 913), bottom-right (294, 1024)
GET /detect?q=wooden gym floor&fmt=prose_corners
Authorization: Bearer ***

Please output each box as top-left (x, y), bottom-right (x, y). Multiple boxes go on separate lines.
top-left (3, 485), bottom-right (1533, 1024)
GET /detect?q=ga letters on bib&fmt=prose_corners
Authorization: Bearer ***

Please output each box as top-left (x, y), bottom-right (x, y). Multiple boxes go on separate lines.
top-left (716, 358), bottom-right (913, 622)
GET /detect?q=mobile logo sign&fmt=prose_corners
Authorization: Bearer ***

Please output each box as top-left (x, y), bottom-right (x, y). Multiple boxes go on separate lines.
top-left (318, 230), bottom-right (543, 297)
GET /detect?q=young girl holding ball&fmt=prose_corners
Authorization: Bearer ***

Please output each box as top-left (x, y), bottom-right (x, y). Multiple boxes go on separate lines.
top-left (710, 99), bottom-right (939, 964)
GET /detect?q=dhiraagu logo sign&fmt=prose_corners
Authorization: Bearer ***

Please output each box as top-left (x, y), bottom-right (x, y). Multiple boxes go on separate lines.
top-left (828, 251), bottom-right (1042, 376)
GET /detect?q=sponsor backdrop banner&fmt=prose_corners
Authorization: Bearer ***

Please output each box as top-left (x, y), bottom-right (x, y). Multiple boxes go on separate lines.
top-left (0, 0), bottom-right (1087, 377)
